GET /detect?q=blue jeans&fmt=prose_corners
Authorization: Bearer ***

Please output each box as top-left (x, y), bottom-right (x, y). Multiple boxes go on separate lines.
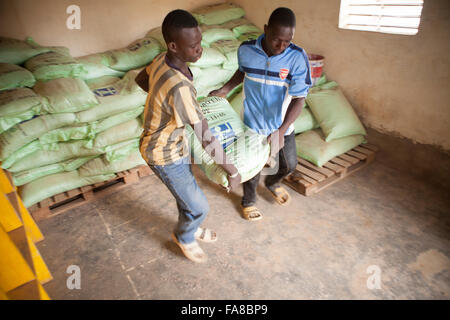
top-left (149, 156), bottom-right (209, 244)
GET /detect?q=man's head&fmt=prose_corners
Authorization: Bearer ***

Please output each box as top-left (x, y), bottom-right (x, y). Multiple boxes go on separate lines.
top-left (263, 7), bottom-right (296, 56)
top-left (162, 9), bottom-right (203, 63)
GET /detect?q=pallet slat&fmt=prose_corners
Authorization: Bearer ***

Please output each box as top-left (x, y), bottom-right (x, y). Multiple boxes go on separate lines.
top-left (28, 165), bottom-right (153, 221)
top-left (346, 150), bottom-right (367, 160)
top-left (322, 161), bottom-right (346, 174)
top-left (298, 158), bottom-right (335, 177)
top-left (337, 153), bottom-right (360, 165)
top-left (330, 157), bottom-right (352, 168)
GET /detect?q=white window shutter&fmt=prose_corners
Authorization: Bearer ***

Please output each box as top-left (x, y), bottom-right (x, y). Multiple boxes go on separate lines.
top-left (339, 0), bottom-right (424, 35)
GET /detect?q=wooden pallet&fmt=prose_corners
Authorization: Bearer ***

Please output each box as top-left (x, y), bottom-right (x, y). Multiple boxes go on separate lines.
top-left (28, 165), bottom-right (153, 221)
top-left (283, 143), bottom-right (378, 196)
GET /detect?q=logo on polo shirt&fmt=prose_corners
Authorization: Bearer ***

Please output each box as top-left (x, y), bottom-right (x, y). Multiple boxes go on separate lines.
top-left (279, 68), bottom-right (289, 80)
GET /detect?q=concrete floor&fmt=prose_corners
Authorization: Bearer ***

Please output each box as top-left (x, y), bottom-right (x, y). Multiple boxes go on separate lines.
top-left (36, 130), bottom-right (450, 300)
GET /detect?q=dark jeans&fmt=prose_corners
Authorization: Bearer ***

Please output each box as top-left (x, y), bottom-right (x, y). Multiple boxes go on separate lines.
top-left (242, 131), bottom-right (297, 207)
top-left (149, 156), bottom-right (209, 244)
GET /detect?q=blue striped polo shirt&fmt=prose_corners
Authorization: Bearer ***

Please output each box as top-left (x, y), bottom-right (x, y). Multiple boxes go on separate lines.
top-left (238, 34), bottom-right (312, 136)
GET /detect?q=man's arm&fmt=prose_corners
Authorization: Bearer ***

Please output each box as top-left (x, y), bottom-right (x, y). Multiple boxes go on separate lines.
top-left (193, 118), bottom-right (241, 190)
top-left (267, 97), bottom-right (305, 155)
top-left (135, 68), bottom-right (150, 92)
top-left (209, 69), bottom-right (244, 98)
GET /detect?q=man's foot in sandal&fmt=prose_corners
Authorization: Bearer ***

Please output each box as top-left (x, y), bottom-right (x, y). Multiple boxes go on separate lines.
top-left (267, 186), bottom-right (291, 206)
top-left (241, 205), bottom-right (263, 221)
top-left (172, 233), bottom-right (207, 263)
top-left (195, 227), bottom-right (217, 243)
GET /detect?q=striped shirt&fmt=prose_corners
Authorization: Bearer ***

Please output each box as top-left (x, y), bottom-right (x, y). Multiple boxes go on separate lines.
top-left (140, 53), bottom-right (204, 166)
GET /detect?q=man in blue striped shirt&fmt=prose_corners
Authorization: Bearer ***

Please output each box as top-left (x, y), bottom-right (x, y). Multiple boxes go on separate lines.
top-left (210, 7), bottom-right (311, 221)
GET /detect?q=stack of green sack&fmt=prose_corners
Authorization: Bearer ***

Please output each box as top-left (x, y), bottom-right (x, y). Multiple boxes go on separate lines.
top-left (0, 33), bottom-right (169, 207)
top-left (0, 63), bottom-right (148, 207)
top-left (145, 3), bottom-right (263, 99)
top-left (227, 73), bottom-right (367, 167)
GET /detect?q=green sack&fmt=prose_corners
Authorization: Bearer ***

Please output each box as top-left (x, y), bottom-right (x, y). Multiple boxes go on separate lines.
top-left (39, 123), bottom-right (96, 145)
top-left (145, 27), bottom-right (167, 51)
top-left (0, 113), bottom-right (77, 160)
top-left (0, 110), bottom-right (36, 135)
top-left (8, 139), bottom-right (103, 172)
top-left (295, 129), bottom-right (366, 167)
top-left (85, 75), bottom-right (121, 90)
top-left (24, 48), bottom-right (85, 81)
top-left (12, 156), bottom-right (97, 186)
top-left (293, 107), bottom-right (319, 134)
top-left (238, 32), bottom-right (262, 42)
top-left (190, 47), bottom-right (226, 68)
top-left (210, 39), bottom-right (240, 70)
top-left (201, 28), bottom-right (237, 46)
top-left (107, 37), bottom-right (161, 72)
top-left (193, 66), bottom-right (234, 98)
top-left (0, 63), bottom-right (36, 90)
top-left (79, 150), bottom-right (145, 177)
top-left (76, 53), bottom-right (125, 80)
top-left (0, 88), bottom-right (47, 133)
top-left (104, 138), bottom-right (140, 162)
top-left (187, 96), bottom-right (269, 188)
top-left (0, 37), bottom-right (50, 65)
top-left (306, 81), bottom-right (367, 142)
top-left (232, 24), bottom-right (262, 37)
top-left (1, 140), bottom-right (43, 169)
top-left (19, 170), bottom-right (115, 207)
top-left (33, 77), bottom-right (99, 113)
top-left (192, 3), bottom-right (245, 25)
top-left (0, 88), bottom-right (44, 117)
top-left (200, 18), bottom-right (251, 32)
top-left (93, 106), bottom-right (144, 133)
top-left (76, 70), bottom-right (147, 123)
top-left (93, 118), bottom-right (143, 148)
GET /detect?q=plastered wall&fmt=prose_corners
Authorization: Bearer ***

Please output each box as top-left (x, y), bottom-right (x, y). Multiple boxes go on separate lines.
top-left (0, 0), bottom-right (223, 57)
top-left (233, 0), bottom-right (450, 152)
top-left (0, 0), bottom-right (449, 151)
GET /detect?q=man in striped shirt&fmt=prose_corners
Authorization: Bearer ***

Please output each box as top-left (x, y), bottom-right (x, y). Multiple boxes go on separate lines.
top-left (135, 10), bottom-right (241, 263)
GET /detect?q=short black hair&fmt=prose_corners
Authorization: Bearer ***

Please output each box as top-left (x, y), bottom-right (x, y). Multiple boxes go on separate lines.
top-left (268, 7), bottom-right (296, 28)
top-left (161, 9), bottom-right (198, 43)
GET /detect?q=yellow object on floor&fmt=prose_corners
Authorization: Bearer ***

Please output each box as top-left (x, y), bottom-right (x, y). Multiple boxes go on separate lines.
top-left (0, 168), bottom-right (52, 300)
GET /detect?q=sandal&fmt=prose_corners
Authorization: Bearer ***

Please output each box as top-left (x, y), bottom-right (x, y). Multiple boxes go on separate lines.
top-left (241, 206), bottom-right (263, 221)
top-left (268, 186), bottom-right (291, 206)
top-left (171, 233), bottom-right (207, 263)
top-left (195, 227), bottom-right (217, 243)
